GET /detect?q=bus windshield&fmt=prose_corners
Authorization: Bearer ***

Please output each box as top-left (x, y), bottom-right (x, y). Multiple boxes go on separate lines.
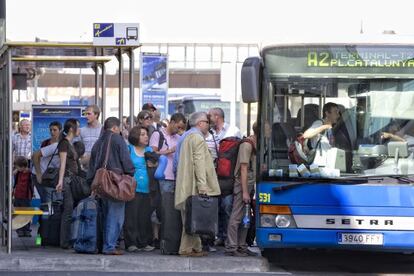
top-left (261, 45), bottom-right (414, 179)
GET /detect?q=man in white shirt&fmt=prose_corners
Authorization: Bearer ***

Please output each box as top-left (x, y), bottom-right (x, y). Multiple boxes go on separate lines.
top-left (13, 119), bottom-right (32, 162)
top-left (80, 105), bottom-right (102, 169)
top-left (303, 102), bottom-right (340, 167)
top-left (206, 107), bottom-right (241, 248)
top-left (206, 108), bottom-right (241, 159)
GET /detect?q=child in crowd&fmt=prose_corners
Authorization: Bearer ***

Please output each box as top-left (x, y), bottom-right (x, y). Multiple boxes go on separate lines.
top-left (13, 156), bottom-right (33, 237)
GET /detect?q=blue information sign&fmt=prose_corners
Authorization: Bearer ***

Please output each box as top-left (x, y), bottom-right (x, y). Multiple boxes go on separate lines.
top-left (93, 23), bottom-right (114, 38)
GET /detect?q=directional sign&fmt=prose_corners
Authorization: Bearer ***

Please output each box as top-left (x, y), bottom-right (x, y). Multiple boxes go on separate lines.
top-left (93, 23), bottom-right (139, 46)
top-left (94, 23), bottom-right (114, 38)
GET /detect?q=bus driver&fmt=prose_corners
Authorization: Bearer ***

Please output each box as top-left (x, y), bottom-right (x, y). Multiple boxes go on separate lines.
top-left (302, 102), bottom-right (340, 167)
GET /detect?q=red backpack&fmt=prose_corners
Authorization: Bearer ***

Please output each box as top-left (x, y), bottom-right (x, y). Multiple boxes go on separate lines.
top-left (216, 137), bottom-right (255, 179)
top-left (288, 134), bottom-right (321, 165)
top-left (14, 171), bottom-right (33, 200)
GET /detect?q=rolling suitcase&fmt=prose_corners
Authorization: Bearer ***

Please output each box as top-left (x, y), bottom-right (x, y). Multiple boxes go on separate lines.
top-left (71, 196), bottom-right (102, 254)
top-left (39, 192), bottom-right (62, 246)
top-left (185, 195), bottom-right (218, 239)
top-left (160, 191), bottom-right (182, 255)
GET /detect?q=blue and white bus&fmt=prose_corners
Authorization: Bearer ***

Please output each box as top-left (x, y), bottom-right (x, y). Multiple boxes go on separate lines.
top-left (241, 37), bottom-right (414, 256)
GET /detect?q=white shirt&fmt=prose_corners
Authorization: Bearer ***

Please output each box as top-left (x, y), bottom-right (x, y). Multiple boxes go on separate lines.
top-left (308, 120), bottom-right (332, 167)
top-left (31, 142), bottom-right (60, 175)
top-left (80, 123), bottom-right (102, 154)
top-left (206, 123), bottom-right (241, 160)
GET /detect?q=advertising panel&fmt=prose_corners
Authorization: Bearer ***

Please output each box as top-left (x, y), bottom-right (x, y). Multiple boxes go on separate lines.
top-left (140, 53), bottom-right (168, 118)
top-left (32, 105), bottom-right (87, 151)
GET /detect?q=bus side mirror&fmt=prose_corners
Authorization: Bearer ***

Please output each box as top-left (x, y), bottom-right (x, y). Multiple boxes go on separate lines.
top-left (241, 57), bottom-right (262, 103)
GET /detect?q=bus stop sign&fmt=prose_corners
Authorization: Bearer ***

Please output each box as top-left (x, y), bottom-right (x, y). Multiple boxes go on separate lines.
top-left (93, 23), bottom-right (140, 46)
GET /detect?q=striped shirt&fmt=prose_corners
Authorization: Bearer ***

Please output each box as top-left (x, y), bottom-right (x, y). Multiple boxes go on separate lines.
top-left (12, 133), bottom-right (32, 159)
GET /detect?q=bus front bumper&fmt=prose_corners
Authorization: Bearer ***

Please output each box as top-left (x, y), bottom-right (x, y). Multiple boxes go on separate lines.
top-left (256, 228), bottom-right (414, 252)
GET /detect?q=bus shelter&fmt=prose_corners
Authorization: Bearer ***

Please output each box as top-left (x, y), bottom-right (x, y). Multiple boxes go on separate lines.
top-left (0, 41), bottom-right (138, 253)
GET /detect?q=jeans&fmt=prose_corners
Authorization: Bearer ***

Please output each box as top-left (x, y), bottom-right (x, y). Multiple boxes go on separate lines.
top-left (32, 174), bottom-right (62, 204)
top-left (101, 197), bottom-right (125, 253)
top-left (217, 194), bottom-right (233, 241)
top-left (159, 179), bottom-right (175, 195)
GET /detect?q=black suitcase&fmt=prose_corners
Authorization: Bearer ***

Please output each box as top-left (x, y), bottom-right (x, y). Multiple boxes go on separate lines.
top-left (39, 193), bottom-right (63, 246)
top-left (160, 191), bottom-right (182, 255)
top-left (185, 195), bottom-right (218, 239)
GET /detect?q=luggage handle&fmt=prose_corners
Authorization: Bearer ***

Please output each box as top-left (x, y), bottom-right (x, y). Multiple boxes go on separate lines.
top-left (196, 194), bottom-right (214, 208)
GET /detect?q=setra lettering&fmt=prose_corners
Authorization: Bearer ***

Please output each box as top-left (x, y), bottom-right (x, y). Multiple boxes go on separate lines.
top-left (325, 218), bottom-right (394, 226)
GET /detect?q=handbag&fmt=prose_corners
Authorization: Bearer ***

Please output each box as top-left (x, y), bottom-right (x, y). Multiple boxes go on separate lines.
top-left (185, 195), bottom-right (218, 238)
top-left (91, 133), bottom-right (137, 202)
top-left (69, 172), bottom-right (91, 203)
top-left (41, 142), bottom-right (61, 188)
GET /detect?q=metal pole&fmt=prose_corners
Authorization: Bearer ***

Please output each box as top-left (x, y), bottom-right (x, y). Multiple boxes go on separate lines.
top-left (0, 0), bottom-right (5, 19)
top-left (7, 50), bottom-right (12, 254)
top-left (128, 48), bottom-right (135, 128)
top-left (247, 103), bottom-right (251, 136)
top-left (34, 78), bottom-right (38, 102)
top-left (101, 63), bottom-right (106, 122)
top-left (117, 49), bottom-right (124, 124)
top-left (0, 58), bottom-right (5, 247)
top-left (79, 68), bottom-right (82, 97)
top-left (94, 65), bottom-right (99, 106)
top-left (0, 0), bottom-right (5, 46)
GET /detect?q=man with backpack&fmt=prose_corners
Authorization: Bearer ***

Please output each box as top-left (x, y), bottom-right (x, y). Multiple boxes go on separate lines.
top-left (206, 108), bottom-right (241, 248)
top-left (225, 122), bottom-right (258, 257)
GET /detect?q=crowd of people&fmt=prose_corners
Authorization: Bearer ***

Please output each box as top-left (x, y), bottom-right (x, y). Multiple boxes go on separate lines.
top-left (12, 103), bottom-right (258, 257)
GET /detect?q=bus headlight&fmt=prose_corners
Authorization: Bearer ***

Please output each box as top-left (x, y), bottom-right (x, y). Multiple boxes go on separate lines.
top-left (275, 215), bottom-right (292, 228)
top-left (260, 214), bottom-right (275, 227)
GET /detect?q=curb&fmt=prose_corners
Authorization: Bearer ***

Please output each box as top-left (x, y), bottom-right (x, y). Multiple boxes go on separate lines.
top-left (0, 254), bottom-right (269, 272)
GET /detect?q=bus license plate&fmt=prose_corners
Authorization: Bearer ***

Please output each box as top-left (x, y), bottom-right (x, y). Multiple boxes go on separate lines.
top-left (338, 233), bottom-right (383, 245)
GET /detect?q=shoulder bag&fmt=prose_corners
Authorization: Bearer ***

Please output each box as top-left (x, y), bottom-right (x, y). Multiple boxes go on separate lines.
top-left (41, 141), bottom-right (61, 188)
top-left (91, 134), bottom-right (137, 202)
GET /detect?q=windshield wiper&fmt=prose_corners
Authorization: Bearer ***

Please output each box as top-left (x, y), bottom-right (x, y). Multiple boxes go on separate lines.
top-left (272, 177), bottom-right (369, 192)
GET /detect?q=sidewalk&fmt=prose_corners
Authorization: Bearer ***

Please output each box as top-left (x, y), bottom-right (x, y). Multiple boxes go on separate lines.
top-left (0, 233), bottom-right (269, 273)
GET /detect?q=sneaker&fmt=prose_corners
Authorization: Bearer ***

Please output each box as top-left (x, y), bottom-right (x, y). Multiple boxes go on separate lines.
top-left (224, 250), bottom-right (249, 257)
top-left (127, 245), bottom-right (139, 253)
top-left (238, 248), bottom-right (258, 257)
top-left (141, 245), bottom-right (155, 252)
top-left (208, 246), bottom-right (217, 252)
